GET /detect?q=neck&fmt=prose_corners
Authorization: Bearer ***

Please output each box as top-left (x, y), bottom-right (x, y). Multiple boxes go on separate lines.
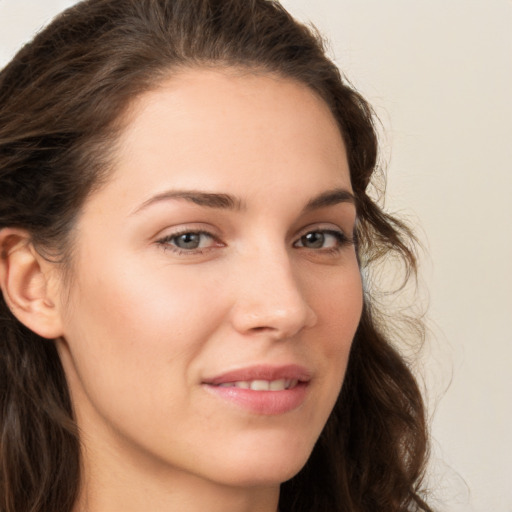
top-left (75, 483), bottom-right (279, 512)
top-left (73, 433), bottom-right (280, 512)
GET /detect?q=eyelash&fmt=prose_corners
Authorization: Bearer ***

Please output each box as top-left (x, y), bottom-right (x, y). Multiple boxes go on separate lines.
top-left (156, 229), bottom-right (220, 256)
top-left (156, 227), bottom-right (355, 257)
top-left (293, 229), bottom-right (354, 254)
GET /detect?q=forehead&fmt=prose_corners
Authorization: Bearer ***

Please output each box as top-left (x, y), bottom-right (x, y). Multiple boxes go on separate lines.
top-left (88, 68), bottom-right (351, 215)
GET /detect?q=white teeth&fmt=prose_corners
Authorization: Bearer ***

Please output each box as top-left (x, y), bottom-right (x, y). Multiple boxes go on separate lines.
top-left (250, 380), bottom-right (269, 391)
top-left (269, 379), bottom-right (286, 391)
top-left (216, 379), bottom-right (298, 391)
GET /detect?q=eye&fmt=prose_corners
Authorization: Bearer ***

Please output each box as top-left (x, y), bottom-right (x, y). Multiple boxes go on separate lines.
top-left (294, 229), bottom-right (349, 250)
top-left (157, 230), bottom-right (219, 253)
top-left (172, 232), bottom-right (209, 250)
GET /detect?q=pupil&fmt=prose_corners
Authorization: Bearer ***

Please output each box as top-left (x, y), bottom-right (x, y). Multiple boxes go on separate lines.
top-left (177, 233), bottom-right (200, 249)
top-left (303, 232), bottom-right (324, 248)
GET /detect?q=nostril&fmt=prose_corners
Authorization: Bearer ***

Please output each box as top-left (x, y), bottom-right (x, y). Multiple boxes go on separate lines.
top-left (250, 326), bottom-right (272, 333)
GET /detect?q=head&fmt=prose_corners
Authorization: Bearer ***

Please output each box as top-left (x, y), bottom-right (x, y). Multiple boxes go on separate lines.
top-left (0, 1), bottom-right (429, 512)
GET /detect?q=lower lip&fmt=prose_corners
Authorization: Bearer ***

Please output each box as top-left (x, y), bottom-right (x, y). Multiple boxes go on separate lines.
top-left (203, 383), bottom-right (308, 415)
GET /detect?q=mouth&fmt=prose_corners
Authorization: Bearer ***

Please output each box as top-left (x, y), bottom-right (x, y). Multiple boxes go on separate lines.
top-left (202, 365), bottom-right (311, 415)
top-left (215, 379), bottom-right (299, 391)
top-left (203, 364), bottom-right (311, 386)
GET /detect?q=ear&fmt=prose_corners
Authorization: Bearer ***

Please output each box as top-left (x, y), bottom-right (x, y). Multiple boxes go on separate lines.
top-left (0, 228), bottom-right (64, 339)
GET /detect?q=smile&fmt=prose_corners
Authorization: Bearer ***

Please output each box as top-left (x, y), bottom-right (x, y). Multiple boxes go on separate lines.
top-left (215, 379), bottom-right (299, 391)
top-left (203, 365), bottom-right (311, 415)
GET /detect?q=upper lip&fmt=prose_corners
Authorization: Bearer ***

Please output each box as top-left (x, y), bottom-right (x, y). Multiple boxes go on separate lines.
top-left (202, 364), bottom-right (312, 386)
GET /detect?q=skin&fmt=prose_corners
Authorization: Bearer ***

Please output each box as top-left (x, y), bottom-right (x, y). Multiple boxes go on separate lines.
top-left (44, 69), bottom-right (362, 512)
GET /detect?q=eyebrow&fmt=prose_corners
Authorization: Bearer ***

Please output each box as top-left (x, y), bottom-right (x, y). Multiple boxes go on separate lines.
top-left (302, 188), bottom-right (356, 212)
top-left (132, 187), bottom-right (355, 215)
top-left (132, 190), bottom-right (243, 214)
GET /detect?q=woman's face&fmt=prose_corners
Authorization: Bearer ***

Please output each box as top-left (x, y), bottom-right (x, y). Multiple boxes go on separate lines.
top-left (55, 69), bottom-right (363, 490)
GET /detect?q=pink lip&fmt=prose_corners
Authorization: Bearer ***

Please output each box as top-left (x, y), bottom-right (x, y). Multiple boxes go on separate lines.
top-left (202, 364), bottom-right (311, 415)
top-left (203, 364), bottom-right (312, 385)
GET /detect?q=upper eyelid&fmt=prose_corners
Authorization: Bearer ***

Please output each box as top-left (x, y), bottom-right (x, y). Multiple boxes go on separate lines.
top-left (154, 223), bottom-right (220, 240)
top-left (157, 229), bottom-right (219, 245)
top-left (155, 230), bottom-right (222, 255)
top-left (162, 228), bottom-right (215, 238)
top-left (293, 223), bottom-right (349, 238)
top-left (293, 229), bottom-right (348, 247)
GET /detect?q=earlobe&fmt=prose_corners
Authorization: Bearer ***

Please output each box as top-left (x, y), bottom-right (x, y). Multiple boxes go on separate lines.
top-left (0, 228), bottom-right (64, 339)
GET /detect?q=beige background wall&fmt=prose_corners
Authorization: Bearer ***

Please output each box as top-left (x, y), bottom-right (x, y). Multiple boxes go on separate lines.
top-left (1, 1), bottom-right (511, 510)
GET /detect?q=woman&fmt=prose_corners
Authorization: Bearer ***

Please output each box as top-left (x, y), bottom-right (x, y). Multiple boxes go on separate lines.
top-left (0, 1), bottom-right (432, 511)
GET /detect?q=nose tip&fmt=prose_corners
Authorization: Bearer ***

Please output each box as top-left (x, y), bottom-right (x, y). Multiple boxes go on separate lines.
top-left (229, 259), bottom-right (317, 339)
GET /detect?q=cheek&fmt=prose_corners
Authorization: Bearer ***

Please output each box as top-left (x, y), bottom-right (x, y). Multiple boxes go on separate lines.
top-left (57, 257), bottom-right (233, 449)
top-left (59, 251), bottom-right (227, 402)
top-left (313, 262), bottom-right (363, 344)
top-left (68, 249), bottom-right (224, 343)
top-left (303, 259), bottom-right (363, 395)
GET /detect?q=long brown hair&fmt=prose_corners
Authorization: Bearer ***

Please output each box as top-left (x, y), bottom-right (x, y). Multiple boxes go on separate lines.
top-left (0, 1), bottom-right (431, 510)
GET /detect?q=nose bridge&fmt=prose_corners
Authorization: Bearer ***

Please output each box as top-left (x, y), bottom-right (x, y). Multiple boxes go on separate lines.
top-left (230, 242), bottom-right (316, 337)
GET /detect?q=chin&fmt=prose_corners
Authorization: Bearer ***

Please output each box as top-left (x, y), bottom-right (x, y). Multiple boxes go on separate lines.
top-left (215, 463), bottom-right (306, 489)
top-left (205, 437), bottom-right (314, 488)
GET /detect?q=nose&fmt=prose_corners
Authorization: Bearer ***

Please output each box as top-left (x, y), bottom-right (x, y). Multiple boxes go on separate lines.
top-left (229, 250), bottom-right (317, 339)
